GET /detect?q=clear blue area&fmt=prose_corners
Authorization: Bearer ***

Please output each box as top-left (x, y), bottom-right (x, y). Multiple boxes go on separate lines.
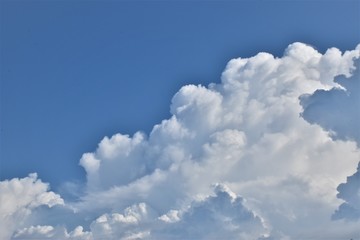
top-left (1, 0), bottom-right (359, 190)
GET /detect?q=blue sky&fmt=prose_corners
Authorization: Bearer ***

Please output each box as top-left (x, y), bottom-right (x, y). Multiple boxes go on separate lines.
top-left (1, 0), bottom-right (359, 190)
top-left (1, 1), bottom-right (360, 239)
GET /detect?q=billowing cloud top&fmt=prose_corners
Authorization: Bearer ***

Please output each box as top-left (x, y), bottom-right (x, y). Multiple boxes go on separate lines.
top-left (2, 42), bottom-right (360, 240)
top-left (300, 57), bottom-right (360, 145)
top-left (332, 162), bottom-right (360, 221)
top-left (0, 174), bottom-right (64, 240)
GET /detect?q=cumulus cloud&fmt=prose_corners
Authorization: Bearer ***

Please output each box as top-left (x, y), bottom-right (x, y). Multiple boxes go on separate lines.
top-left (0, 173), bottom-right (64, 240)
top-left (299, 47), bottom-right (360, 222)
top-left (332, 162), bottom-right (360, 221)
top-left (89, 202), bottom-right (154, 240)
top-left (153, 183), bottom-right (268, 240)
top-left (2, 42), bottom-right (360, 239)
top-left (300, 56), bottom-right (360, 145)
top-left (78, 43), bottom-right (359, 238)
top-left (74, 42), bottom-right (360, 238)
top-left (13, 225), bottom-right (92, 240)
top-left (14, 184), bottom-right (266, 240)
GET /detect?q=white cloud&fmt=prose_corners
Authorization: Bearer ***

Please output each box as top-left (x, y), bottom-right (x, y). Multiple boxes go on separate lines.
top-left (13, 225), bottom-right (92, 240)
top-left (153, 183), bottom-right (268, 240)
top-left (79, 132), bottom-right (148, 191)
top-left (74, 42), bottom-right (360, 239)
top-left (299, 47), bottom-right (360, 222)
top-left (78, 184), bottom-right (267, 240)
top-left (3, 42), bottom-right (360, 239)
top-left (0, 173), bottom-right (64, 240)
top-left (333, 162), bottom-right (360, 221)
top-left (300, 56), bottom-right (360, 145)
top-left (89, 202), bottom-right (154, 240)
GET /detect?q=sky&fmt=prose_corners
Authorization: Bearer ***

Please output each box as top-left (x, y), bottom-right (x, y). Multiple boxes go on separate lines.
top-left (0, 0), bottom-right (360, 239)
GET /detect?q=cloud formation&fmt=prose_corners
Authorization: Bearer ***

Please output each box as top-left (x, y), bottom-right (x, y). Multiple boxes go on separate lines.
top-left (300, 52), bottom-right (360, 222)
top-left (2, 42), bottom-right (360, 239)
top-left (153, 183), bottom-right (268, 240)
top-left (300, 56), bottom-right (360, 145)
top-left (13, 225), bottom-right (91, 240)
top-left (332, 162), bottom-right (360, 221)
top-left (0, 174), bottom-right (64, 240)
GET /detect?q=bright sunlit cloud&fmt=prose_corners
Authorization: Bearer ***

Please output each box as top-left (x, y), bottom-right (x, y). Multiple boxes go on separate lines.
top-left (2, 43), bottom-right (360, 240)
